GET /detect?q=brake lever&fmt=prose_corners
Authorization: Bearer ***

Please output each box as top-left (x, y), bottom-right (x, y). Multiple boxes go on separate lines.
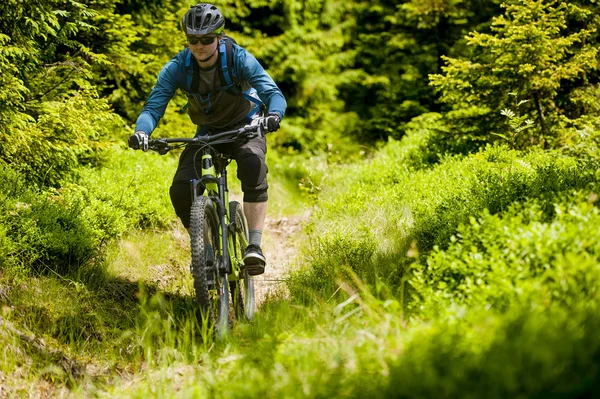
top-left (246, 124), bottom-right (265, 140)
top-left (150, 139), bottom-right (171, 155)
top-left (157, 146), bottom-right (170, 155)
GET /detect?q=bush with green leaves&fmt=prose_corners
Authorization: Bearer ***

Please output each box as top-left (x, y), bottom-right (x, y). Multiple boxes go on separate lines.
top-left (430, 0), bottom-right (600, 149)
top-left (382, 301), bottom-right (600, 398)
top-left (0, 0), bottom-right (133, 186)
top-left (409, 146), bottom-right (596, 252)
top-left (411, 191), bottom-right (600, 318)
top-left (0, 164), bottom-right (93, 272)
top-left (294, 141), bottom-right (599, 302)
top-left (1, 90), bottom-right (126, 187)
top-left (0, 148), bottom-right (177, 274)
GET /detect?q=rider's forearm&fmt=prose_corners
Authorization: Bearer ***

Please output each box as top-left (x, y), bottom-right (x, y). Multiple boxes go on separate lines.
top-left (135, 88), bottom-right (175, 136)
top-left (266, 94), bottom-right (286, 121)
top-left (253, 83), bottom-right (286, 120)
top-left (135, 112), bottom-right (157, 136)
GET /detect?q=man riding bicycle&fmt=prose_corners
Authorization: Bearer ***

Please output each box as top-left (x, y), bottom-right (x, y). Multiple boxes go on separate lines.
top-left (128, 3), bottom-right (286, 276)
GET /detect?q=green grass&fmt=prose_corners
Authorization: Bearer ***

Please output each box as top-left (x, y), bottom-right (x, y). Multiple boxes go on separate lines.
top-left (0, 224), bottom-right (202, 395)
top-left (0, 138), bottom-right (317, 396)
top-left (2, 137), bottom-right (600, 398)
top-left (69, 282), bottom-right (600, 398)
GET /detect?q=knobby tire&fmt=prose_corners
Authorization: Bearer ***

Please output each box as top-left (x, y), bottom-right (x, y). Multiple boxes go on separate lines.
top-left (229, 201), bottom-right (255, 321)
top-left (190, 196), bottom-right (230, 337)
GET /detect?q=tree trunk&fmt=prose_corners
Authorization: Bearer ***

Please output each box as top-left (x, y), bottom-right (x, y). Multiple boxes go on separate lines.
top-left (533, 91), bottom-right (549, 148)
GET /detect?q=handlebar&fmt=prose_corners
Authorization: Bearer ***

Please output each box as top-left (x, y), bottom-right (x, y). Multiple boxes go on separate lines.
top-left (148, 124), bottom-right (263, 155)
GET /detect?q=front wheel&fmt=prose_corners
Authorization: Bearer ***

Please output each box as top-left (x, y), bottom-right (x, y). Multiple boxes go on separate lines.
top-left (229, 201), bottom-right (255, 321)
top-left (190, 196), bottom-right (229, 337)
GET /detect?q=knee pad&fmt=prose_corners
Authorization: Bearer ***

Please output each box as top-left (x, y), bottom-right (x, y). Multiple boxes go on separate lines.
top-left (236, 153), bottom-right (266, 185)
top-left (236, 153), bottom-right (269, 202)
top-left (243, 189), bottom-right (268, 203)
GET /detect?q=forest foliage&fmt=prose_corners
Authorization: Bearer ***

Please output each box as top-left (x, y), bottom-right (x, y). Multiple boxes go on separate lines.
top-left (1, 0), bottom-right (600, 396)
top-left (2, 0), bottom-right (599, 164)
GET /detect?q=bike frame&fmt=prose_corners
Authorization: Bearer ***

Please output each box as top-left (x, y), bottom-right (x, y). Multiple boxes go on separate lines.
top-left (192, 150), bottom-right (248, 282)
top-left (148, 125), bottom-right (261, 283)
top-left (147, 124), bottom-right (262, 330)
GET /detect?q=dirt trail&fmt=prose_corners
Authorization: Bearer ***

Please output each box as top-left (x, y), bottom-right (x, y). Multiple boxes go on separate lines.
top-left (164, 201), bottom-right (308, 306)
top-left (254, 213), bottom-right (307, 304)
top-left (227, 193), bottom-right (310, 305)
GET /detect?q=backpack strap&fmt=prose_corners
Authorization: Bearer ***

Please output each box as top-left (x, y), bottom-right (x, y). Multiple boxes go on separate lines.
top-left (217, 37), bottom-right (265, 117)
top-left (185, 49), bottom-right (195, 92)
top-left (219, 37), bottom-right (236, 87)
top-left (182, 50), bottom-right (195, 112)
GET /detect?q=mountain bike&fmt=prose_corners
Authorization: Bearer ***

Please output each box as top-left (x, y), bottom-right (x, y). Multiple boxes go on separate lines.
top-left (148, 124), bottom-right (262, 338)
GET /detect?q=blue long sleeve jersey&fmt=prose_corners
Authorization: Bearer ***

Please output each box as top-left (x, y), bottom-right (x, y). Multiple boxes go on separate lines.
top-left (135, 44), bottom-right (287, 136)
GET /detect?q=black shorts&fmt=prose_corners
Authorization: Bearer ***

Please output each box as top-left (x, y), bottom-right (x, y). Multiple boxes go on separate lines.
top-left (169, 136), bottom-right (268, 228)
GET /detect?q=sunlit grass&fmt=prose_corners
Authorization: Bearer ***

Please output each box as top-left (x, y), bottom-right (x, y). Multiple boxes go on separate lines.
top-left (104, 225), bottom-right (192, 296)
top-left (3, 138), bottom-right (600, 397)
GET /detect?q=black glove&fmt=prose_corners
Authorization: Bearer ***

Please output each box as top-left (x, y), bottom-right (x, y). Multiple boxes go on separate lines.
top-left (128, 131), bottom-right (149, 151)
top-left (264, 113), bottom-right (281, 133)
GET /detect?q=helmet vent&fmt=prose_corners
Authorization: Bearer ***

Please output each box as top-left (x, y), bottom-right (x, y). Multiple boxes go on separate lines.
top-left (183, 3), bottom-right (225, 35)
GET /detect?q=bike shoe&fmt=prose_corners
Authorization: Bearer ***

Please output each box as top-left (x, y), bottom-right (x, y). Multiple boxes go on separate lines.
top-left (243, 244), bottom-right (266, 276)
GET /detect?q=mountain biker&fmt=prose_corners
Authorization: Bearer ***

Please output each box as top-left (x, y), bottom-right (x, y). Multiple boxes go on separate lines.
top-left (128, 3), bottom-right (286, 276)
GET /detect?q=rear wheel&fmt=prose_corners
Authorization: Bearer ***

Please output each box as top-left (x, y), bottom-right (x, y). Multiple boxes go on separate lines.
top-left (190, 196), bottom-right (229, 337)
top-left (229, 201), bottom-right (255, 321)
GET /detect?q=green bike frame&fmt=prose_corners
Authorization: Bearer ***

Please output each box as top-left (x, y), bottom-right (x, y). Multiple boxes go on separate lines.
top-left (193, 151), bottom-right (248, 282)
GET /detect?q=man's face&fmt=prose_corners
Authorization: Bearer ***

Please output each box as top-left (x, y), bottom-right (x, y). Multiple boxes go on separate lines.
top-left (187, 33), bottom-right (220, 62)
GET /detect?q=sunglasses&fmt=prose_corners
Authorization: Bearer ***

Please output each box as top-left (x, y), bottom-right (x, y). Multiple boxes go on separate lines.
top-left (187, 35), bottom-right (219, 45)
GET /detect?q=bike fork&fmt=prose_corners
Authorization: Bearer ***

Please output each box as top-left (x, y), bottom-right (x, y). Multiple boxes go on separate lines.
top-left (190, 179), bottom-right (219, 289)
top-left (218, 168), bottom-right (231, 275)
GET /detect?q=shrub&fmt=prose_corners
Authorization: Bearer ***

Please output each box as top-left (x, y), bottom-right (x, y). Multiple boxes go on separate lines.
top-left (0, 166), bottom-right (98, 273)
top-left (299, 142), bottom-right (599, 306)
top-left (408, 146), bottom-right (595, 252)
top-left (411, 191), bottom-right (600, 317)
top-left (0, 90), bottom-right (126, 187)
top-left (430, 0), bottom-right (600, 149)
top-left (383, 302), bottom-right (600, 398)
top-left (0, 147), bottom-right (177, 274)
